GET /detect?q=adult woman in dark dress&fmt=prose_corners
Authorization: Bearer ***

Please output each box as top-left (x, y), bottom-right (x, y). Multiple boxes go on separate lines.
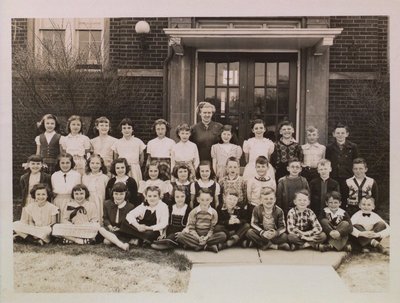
top-left (190, 102), bottom-right (223, 162)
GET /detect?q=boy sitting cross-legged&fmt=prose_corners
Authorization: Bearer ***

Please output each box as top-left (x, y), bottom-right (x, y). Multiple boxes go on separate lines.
top-left (287, 189), bottom-right (327, 251)
top-left (246, 187), bottom-right (290, 251)
top-left (350, 196), bottom-right (389, 255)
top-left (176, 188), bottom-right (227, 253)
top-left (318, 191), bottom-right (353, 252)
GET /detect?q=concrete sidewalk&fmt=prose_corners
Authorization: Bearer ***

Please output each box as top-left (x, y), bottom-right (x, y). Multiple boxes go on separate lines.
top-left (177, 247), bottom-right (347, 269)
top-left (177, 248), bottom-right (350, 295)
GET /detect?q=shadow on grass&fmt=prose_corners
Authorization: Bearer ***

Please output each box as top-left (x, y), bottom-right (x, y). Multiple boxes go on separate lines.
top-left (14, 242), bottom-right (192, 272)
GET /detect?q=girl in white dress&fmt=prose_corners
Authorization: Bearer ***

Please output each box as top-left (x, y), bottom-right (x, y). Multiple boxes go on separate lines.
top-left (13, 183), bottom-right (58, 245)
top-left (111, 118), bottom-right (146, 184)
top-left (171, 123), bottom-right (200, 181)
top-left (90, 116), bottom-right (117, 175)
top-left (242, 119), bottom-right (275, 182)
top-left (82, 154), bottom-right (109, 225)
top-left (138, 161), bottom-right (172, 204)
top-left (51, 153), bottom-right (81, 220)
top-left (211, 125), bottom-right (243, 181)
top-left (52, 184), bottom-right (100, 244)
top-left (60, 115), bottom-right (91, 175)
top-left (145, 119), bottom-right (175, 181)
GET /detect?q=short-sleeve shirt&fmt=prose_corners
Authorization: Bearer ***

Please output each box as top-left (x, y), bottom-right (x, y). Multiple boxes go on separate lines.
top-left (111, 136), bottom-right (146, 165)
top-left (60, 134), bottom-right (91, 156)
top-left (243, 137), bottom-right (275, 163)
top-left (147, 137), bottom-right (175, 158)
top-left (23, 202), bottom-right (59, 227)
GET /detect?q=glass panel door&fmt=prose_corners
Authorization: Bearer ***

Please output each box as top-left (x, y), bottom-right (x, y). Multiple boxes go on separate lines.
top-left (198, 52), bottom-right (297, 144)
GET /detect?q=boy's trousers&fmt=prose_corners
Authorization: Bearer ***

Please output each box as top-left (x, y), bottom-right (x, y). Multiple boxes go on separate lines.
top-left (320, 219), bottom-right (352, 250)
top-left (246, 229), bottom-right (288, 247)
top-left (352, 221), bottom-right (387, 247)
top-left (176, 231), bottom-right (227, 250)
top-left (287, 232), bottom-right (327, 246)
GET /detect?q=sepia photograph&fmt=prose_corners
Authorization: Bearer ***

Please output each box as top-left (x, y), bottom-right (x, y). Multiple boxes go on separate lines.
top-left (1, 1), bottom-right (399, 302)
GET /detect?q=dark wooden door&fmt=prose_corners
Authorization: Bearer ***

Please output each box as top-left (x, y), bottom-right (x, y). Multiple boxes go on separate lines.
top-left (198, 52), bottom-right (298, 145)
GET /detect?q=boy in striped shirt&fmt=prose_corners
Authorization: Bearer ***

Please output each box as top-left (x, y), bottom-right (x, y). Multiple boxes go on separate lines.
top-left (177, 188), bottom-right (226, 253)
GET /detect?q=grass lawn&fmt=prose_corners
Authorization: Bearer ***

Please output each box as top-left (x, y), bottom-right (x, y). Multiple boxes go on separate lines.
top-left (14, 242), bottom-right (192, 292)
top-left (337, 252), bottom-right (390, 292)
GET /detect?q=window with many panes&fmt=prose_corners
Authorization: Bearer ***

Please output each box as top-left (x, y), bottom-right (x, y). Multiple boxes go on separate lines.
top-left (34, 18), bottom-right (105, 67)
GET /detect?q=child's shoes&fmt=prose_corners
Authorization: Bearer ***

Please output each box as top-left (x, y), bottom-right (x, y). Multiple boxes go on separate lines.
top-left (376, 244), bottom-right (389, 256)
top-left (343, 244), bottom-right (352, 252)
top-left (290, 244), bottom-right (299, 251)
top-left (204, 244), bottom-right (219, 253)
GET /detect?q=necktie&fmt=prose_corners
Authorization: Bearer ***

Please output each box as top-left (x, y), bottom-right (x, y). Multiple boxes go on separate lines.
top-left (64, 173), bottom-right (67, 183)
top-left (362, 213), bottom-right (371, 217)
top-left (115, 208), bottom-right (120, 224)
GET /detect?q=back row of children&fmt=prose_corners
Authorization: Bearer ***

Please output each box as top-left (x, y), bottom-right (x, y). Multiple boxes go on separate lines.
top-left (17, 113), bottom-right (388, 253)
top-left (28, 114), bottom-right (378, 214)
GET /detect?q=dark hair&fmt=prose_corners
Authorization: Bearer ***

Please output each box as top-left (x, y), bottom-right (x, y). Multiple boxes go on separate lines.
top-left (226, 156), bottom-right (240, 166)
top-left (325, 191), bottom-right (342, 203)
top-left (110, 182), bottom-right (128, 202)
top-left (278, 120), bottom-right (294, 132)
top-left (218, 124), bottom-right (238, 144)
top-left (37, 114), bottom-right (61, 133)
top-left (175, 123), bottom-right (191, 137)
top-left (195, 160), bottom-right (216, 180)
top-left (196, 187), bottom-right (213, 198)
top-left (144, 160), bottom-right (160, 180)
top-left (152, 119), bottom-right (171, 134)
top-left (85, 154), bottom-right (107, 174)
top-left (287, 157), bottom-right (301, 166)
top-left (93, 116), bottom-right (111, 135)
top-left (173, 185), bottom-right (187, 197)
top-left (55, 153), bottom-right (76, 171)
top-left (25, 155), bottom-right (44, 172)
top-left (71, 184), bottom-right (90, 199)
top-left (27, 154), bottom-right (43, 163)
top-left (333, 122), bottom-right (349, 133)
top-left (249, 119), bottom-right (266, 138)
top-left (250, 119), bottom-right (265, 129)
top-left (66, 115), bottom-right (83, 134)
top-left (353, 157), bottom-right (368, 168)
top-left (29, 183), bottom-right (52, 201)
top-left (118, 118), bottom-right (134, 133)
top-left (294, 189), bottom-right (310, 199)
top-left (144, 185), bottom-right (162, 197)
top-left (255, 155), bottom-right (269, 166)
top-left (172, 163), bottom-right (191, 179)
top-left (110, 158), bottom-right (131, 175)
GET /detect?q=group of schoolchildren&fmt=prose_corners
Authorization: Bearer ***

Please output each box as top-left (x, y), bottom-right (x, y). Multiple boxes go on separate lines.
top-left (13, 113), bottom-right (390, 255)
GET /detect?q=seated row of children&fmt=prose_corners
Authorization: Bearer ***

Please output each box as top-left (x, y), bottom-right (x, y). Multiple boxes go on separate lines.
top-left (13, 178), bottom-right (389, 255)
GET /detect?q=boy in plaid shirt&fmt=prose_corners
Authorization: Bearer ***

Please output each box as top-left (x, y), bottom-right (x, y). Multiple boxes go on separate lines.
top-left (287, 189), bottom-right (326, 250)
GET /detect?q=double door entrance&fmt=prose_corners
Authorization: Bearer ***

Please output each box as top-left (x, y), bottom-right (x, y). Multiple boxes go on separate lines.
top-left (197, 52), bottom-right (298, 144)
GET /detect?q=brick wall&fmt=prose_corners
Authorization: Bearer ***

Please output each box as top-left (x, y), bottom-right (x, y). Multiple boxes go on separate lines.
top-left (109, 18), bottom-right (169, 69)
top-left (328, 16), bottom-right (389, 195)
top-left (330, 16), bottom-right (388, 73)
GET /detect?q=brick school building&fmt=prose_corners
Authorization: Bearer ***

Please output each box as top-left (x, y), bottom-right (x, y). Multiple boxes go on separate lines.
top-left (11, 16), bottom-right (389, 201)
